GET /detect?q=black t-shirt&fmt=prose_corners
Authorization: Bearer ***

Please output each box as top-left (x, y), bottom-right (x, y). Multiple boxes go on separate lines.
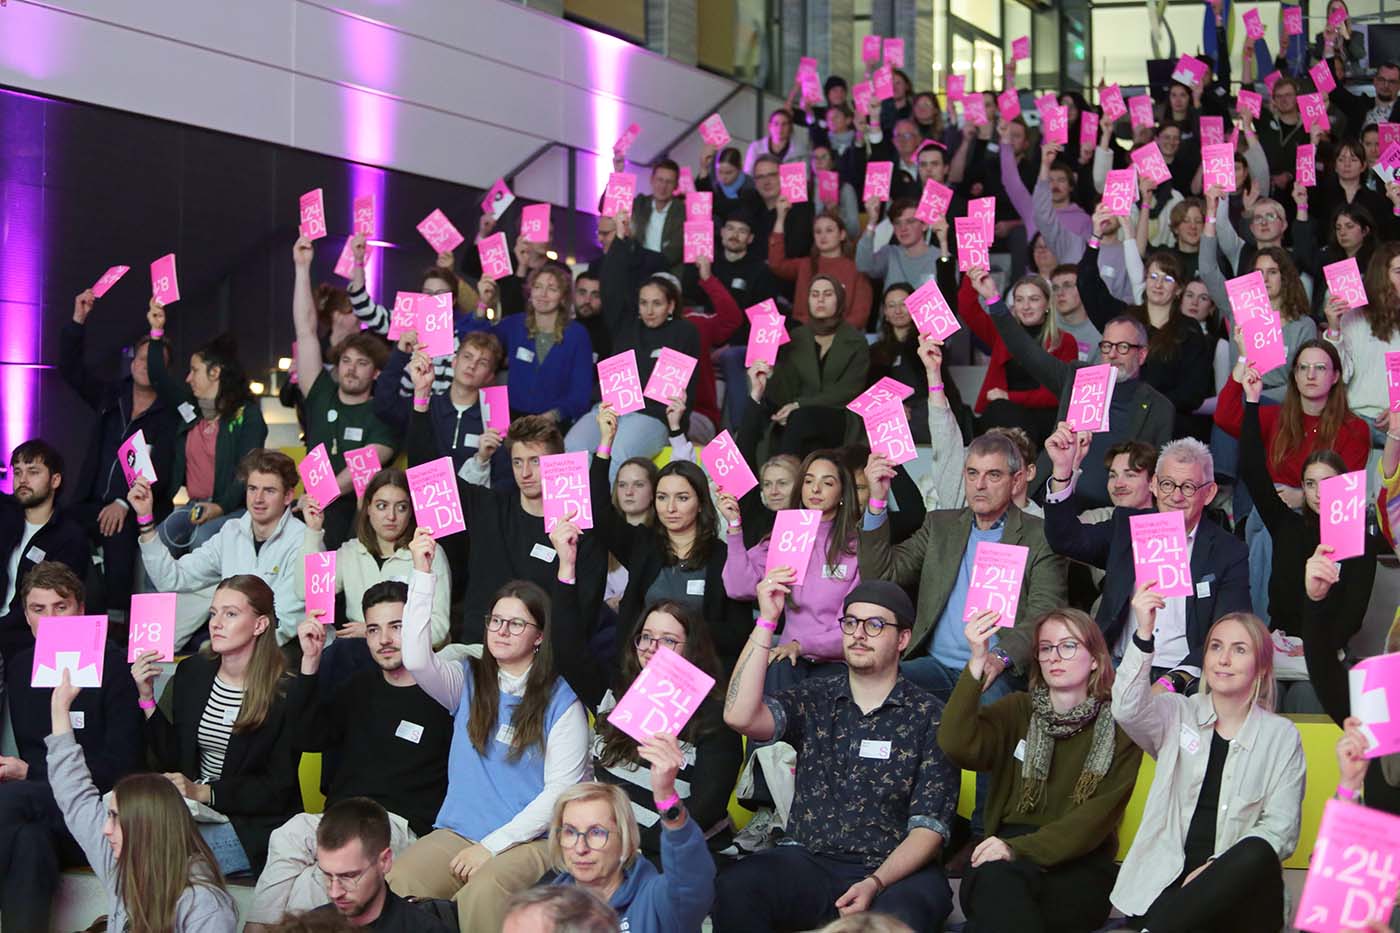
top-left (1183, 730), bottom-right (1231, 874)
top-left (311, 889), bottom-right (456, 931)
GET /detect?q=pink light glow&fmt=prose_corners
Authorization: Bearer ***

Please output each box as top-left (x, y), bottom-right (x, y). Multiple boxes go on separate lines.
top-left (582, 31), bottom-right (630, 213)
top-left (0, 3), bottom-right (72, 80)
top-left (349, 164), bottom-right (388, 299)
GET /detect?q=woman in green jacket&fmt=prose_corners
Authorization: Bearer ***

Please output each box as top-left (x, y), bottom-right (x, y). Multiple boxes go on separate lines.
top-left (145, 301), bottom-right (268, 553)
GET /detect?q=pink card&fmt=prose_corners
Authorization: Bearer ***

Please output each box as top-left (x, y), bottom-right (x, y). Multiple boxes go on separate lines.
top-left (1311, 60), bottom-right (1338, 94)
top-left (954, 216), bottom-right (989, 271)
top-left (903, 278), bottom-right (961, 341)
top-left (481, 385), bottom-right (511, 433)
top-left (1263, 70), bottom-right (1283, 93)
top-left (852, 81), bottom-right (874, 118)
top-left (643, 348), bottom-right (698, 405)
top-left (685, 191), bottom-right (712, 222)
top-left (846, 377), bottom-right (915, 418)
top-left (1200, 115), bottom-right (1225, 146)
top-left (299, 188), bottom-right (328, 240)
top-left (883, 37), bottom-right (904, 68)
top-left (127, 593), bottom-right (176, 663)
top-left (32, 615), bottom-right (108, 688)
top-left (1128, 95), bottom-right (1155, 130)
top-left (1129, 511), bottom-right (1193, 597)
top-left (540, 451), bottom-right (594, 533)
top-left (387, 291), bottom-right (421, 341)
top-left (597, 350), bottom-right (646, 415)
top-left (677, 166), bottom-right (696, 195)
top-left (682, 221), bottom-right (714, 263)
top-left (1300, 93), bottom-right (1331, 132)
top-left (1329, 5), bottom-right (1349, 29)
top-left (817, 170), bottom-right (840, 204)
top-left (415, 292), bottom-right (455, 357)
top-left (779, 162), bottom-right (808, 203)
top-left (1284, 6), bottom-right (1303, 35)
top-left (1130, 143), bottom-right (1171, 185)
top-left (915, 178), bottom-right (954, 224)
top-left (1325, 257), bottom-right (1368, 309)
top-left (353, 194), bottom-right (375, 235)
top-left (519, 203), bottom-right (551, 243)
top-left (1202, 143), bottom-right (1237, 192)
top-left (150, 253), bottom-right (180, 305)
top-left (968, 196), bottom-right (996, 241)
top-left (862, 402), bottom-right (917, 465)
top-left (1297, 144), bottom-right (1318, 186)
top-left (405, 456), bottom-right (466, 539)
top-left (862, 35), bottom-right (882, 64)
top-left (872, 65), bottom-right (894, 101)
top-left (1225, 271), bottom-right (1273, 324)
top-left (765, 509), bottom-right (822, 586)
top-left (117, 429), bottom-right (157, 486)
top-left (1351, 653), bottom-right (1400, 757)
top-left (1382, 124), bottom-right (1400, 151)
top-left (1043, 104), bottom-right (1069, 145)
top-left (1065, 364), bottom-right (1117, 432)
top-left (417, 209), bottom-right (464, 253)
top-left (484, 178), bottom-right (514, 219)
top-left (1381, 142), bottom-right (1400, 172)
top-left (1388, 352), bottom-right (1400, 413)
top-left (1102, 168), bottom-right (1138, 217)
top-left (304, 551), bottom-right (337, 624)
top-left (1320, 470), bottom-right (1368, 561)
top-left (344, 444), bottom-right (383, 501)
top-left (334, 239), bottom-right (357, 280)
top-left (1241, 307), bottom-right (1287, 372)
top-left (602, 172), bottom-right (637, 217)
top-left (698, 113), bottom-right (731, 147)
top-left (701, 430), bottom-right (759, 498)
top-left (1172, 54), bottom-right (1209, 89)
top-left (1237, 89), bottom-right (1263, 119)
top-left (92, 265), bottom-right (129, 298)
top-left (946, 74), bottom-right (966, 101)
top-left (863, 161), bottom-right (894, 202)
top-left (1100, 84), bottom-right (1127, 123)
top-left (1080, 111), bottom-right (1100, 147)
top-left (745, 303), bottom-right (790, 367)
top-left (1243, 8), bottom-right (1266, 41)
top-left (962, 93), bottom-right (988, 126)
top-left (1011, 35), bottom-right (1030, 61)
top-left (298, 443), bottom-right (342, 509)
top-left (997, 88), bottom-right (1022, 122)
top-left (477, 232), bottom-right (513, 280)
top-left (606, 646), bottom-right (715, 744)
top-left (615, 122), bottom-right (641, 155)
top-left (1294, 799), bottom-right (1400, 932)
top-left (964, 541), bottom-right (1030, 625)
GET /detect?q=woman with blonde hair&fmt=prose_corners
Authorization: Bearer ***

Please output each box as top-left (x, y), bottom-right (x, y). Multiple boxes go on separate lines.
top-left (1110, 590), bottom-right (1306, 933)
top-left (493, 263), bottom-right (595, 429)
top-left (939, 608), bottom-right (1142, 932)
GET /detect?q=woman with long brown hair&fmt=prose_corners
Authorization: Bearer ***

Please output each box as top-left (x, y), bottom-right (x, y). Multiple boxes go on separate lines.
top-left (494, 263), bottom-right (595, 429)
top-left (391, 530), bottom-right (590, 931)
top-left (768, 206), bottom-right (874, 328)
top-left (48, 672), bottom-right (236, 932)
top-left (132, 575), bottom-right (299, 876)
top-left (1324, 239), bottom-right (1400, 431)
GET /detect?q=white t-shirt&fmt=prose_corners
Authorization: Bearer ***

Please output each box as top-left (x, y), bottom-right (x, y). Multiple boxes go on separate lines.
top-left (4, 521), bottom-right (44, 607)
top-left (643, 199), bottom-right (673, 254)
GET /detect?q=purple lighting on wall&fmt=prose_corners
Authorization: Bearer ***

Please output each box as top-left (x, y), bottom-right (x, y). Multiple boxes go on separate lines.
top-left (582, 30), bottom-right (632, 213)
top-left (348, 163), bottom-right (388, 297)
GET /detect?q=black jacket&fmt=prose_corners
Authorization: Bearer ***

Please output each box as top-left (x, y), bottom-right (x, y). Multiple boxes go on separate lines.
top-left (0, 499), bottom-right (92, 661)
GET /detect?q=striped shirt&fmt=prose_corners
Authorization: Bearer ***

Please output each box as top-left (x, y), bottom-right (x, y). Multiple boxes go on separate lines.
top-left (349, 284), bottom-right (458, 397)
top-left (196, 676), bottom-right (244, 781)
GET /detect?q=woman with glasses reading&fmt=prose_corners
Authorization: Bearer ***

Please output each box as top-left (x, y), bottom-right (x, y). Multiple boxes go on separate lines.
top-left (938, 608), bottom-right (1141, 933)
top-left (388, 529), bottom-right (590, 932)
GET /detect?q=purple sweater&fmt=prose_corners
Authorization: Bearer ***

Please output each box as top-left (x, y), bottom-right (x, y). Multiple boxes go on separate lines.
top-left (999, 144), bottom-right (1093, 246)
top-left (722, 520), bottom-right (859, 661)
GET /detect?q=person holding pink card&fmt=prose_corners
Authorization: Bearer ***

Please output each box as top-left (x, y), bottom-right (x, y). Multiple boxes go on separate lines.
top-left (769, 205), bottom-right (874, 328)
top-left (855, 199), bottom-right (944, 328)
top-left (742, 109), bottom-right (808, 175)
top-left (617, 158), bottom-right (685, 275)
top-left (1319, 225), bottom-right (1400, 427)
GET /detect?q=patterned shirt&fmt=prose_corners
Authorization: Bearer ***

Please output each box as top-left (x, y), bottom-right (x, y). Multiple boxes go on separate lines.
top-left (764, 674), bottom-right (957, 870)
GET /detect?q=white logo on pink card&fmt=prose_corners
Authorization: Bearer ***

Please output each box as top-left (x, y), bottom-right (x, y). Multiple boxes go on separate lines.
top-left (862, 402), bottom-right (917, 465)
top-left (1243, 8), bottom-right (1265, 40)
top-left (883, 37), bottom-right (905, 68)
top-left (1297, 144), bottom-right (1318, 186)
top-left (1225, 271), bottom-right (1273, 324)
top-left (353, 194), bottom-right (375, 236)
top-left (128, 593), bottom-right (177, 663)
top-left (334, 240), bottom-right (357, 280)
top-left (417, 209), bottom-right (464, 253)
top-left (745, 302), bottom-right (790, 368)
top-left (615, 122), bottom-right (641, 155)
top-left (872, 65), bottom-right (894, 101)
top-left (606, 646), bottom-right (715, 744)
top-left (683, 221), bottom-right (713, 263)
top-left (299, 443), bottom-right (342, 509)
top-left (916, 179), bottom-right (955, 224)
top-left (299, 188), bottom-right (328, 240)
top-left (1300, 93), bottom-right (1331, 132)
top-left (765, 509), bottom-right (822, 586)
top-left (1102, 168), bottom-right (1138, 217)
top-left (1100, 84), bottom-right (1127, 123)
top-left (1199, 115), bottom-right (1225, 146)
top-left (388, 292), bottom-right (423, 341)
top-left (1129, 511), bottom-right (1193, 598)
top-left (1011, 35), bottom-right (1030, 61)
top-left (597, 350), bottom-right (646, 414)
top-left (1321, 470), bottom-right (1368, 561)
top-left (305, 551), bottom-right (337, 623)
top-left (345, 445), bottom-right (383, 501)
top-left (903, 279), bottom-right (961, 341)
top-left (150, 254), bottom-right (180, 305)
top-left (1171, 55), bottom-right (1209, 88)
top-left (1237, 89), bottom-right (1263, 119)
top-left (954, 217), bottom-right (989, 272)
top-left (602, 172), bottom-right (637, 217)
top-left (847, 377), bottom-right (915, 419)
top-left (405, 456), bottom-right (466, 539)
top-left (643, 348), bottom-right (698, 405)
top-left (1080, 112), bottom-right (1100, 147)
top-left (118, 429), bottom-right (157, 486)
top-left (520, 203), bottom-right (551, 243)
top-left (964, 541), bottom-right (1029, 625)
top-left (698, 114), bottom-right (730, 147)
top-left (701, 430), bottom-right (759, 498)
top-left (686, 191), bottom-right (712, 222)
top-left (477, 232), bottom-right (514, 280)
top-left (33, 615), bottom-right (108, 688)
top-left (1128, 95), bottom-right (1155, 130)
top-left (415, 293), bottom-right (455, 358)
top-left (862, 35), bottom-right (882, 64)
top-left (1201, 143), bottom-right (1236, 192)
top-left (997, 89), bottom-right (1022, 122)
top-left (1293, 798), bottom-right (1400, 932)
top-left (1130, 143), bottom-right (1171, 185)
top-left (541, 451), bottom-right (593, 533)
top-left (816, 170), bottom-right (840, 204)
top-left (1284, 6), bottom-right (1303, 35)
top-left (863, 161), bottom-right (893, 202)
top-left (1325, 258), bottom-right (1368, 310)
top-left (92, 265), bottom-right (130, 298)
top-left (1065, 364), bottom-right (1117, 433)
top-left (779, 163), bottom-right (808, 203)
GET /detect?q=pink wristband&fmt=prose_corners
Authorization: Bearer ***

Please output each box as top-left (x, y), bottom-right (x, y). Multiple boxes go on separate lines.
top-left (754, 618), bottom-right (778, 632)
top-left (868, 497), bottom-right (887, 511)
top-left (557, 575), bottom-right (576, 586)
top-left (1337, 784), bottom-right (1360, 801)
top-left (597, 445), bottom-right (612, 458)
top-left (413, 396), bottom-right (430, 406)
top-left (984, 293), bottom-right (1001, 305)
top-left (655, 793), bottom-right (681, 812)
top-left (1154, 675), bottom-right (1177, 693)
top-left (928, 384), bottom-right (944, 393)
top-left (1087, 237), bottom-right (1101, 249)
top-left (150, 328), bottom-right (165, 339)
top-left (138, 698), bottom-right (156, 711)
top-left (137, 513), bottom-right (155, 527)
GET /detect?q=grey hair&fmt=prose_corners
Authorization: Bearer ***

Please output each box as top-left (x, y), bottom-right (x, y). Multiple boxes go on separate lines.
top-left (503, 885), bottom-right (619, 933)
top-left (1159, 437), bottom-right (1214, 480)
top-left (967, 433), bottom-right (1024, 474)
top-left (1104, 315), bottom-right (1149, 347)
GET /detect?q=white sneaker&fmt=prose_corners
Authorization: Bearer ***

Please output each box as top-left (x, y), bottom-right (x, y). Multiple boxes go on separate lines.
top-left (725, 808), bottom-right (778, 856)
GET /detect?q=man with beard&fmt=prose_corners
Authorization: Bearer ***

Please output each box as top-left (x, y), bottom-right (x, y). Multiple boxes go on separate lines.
top-left (570, 271), bottom-right (609, 363)
top-left (244, 582), bottom-right (454, 929)
top-left (1329, 60), bottom-right (1400, 140)
top-left (293, 236), bottom-right (400, 548)
top-left (0, 440), bottom-right (89, 661)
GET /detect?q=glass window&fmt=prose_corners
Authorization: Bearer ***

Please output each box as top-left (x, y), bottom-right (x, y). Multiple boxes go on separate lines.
top-left (952, 0), bottom-right (1000, 38)
top-left (1003, 1), bottom-right (1031, 88)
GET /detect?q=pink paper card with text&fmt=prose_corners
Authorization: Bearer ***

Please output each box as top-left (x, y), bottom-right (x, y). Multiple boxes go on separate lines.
top-left (345, 445), bottom-right (383, 501)
top-left (92, 265), bottom-right (129, 298)
top-left (862, 402), bottom-right (917, 465)
top-left (678, 166), bottom-right (696, 195)
top-left (415, 292), bottom-right (455, 358)
top-left (1237, 89), bottom-right (1263, 119)
top-left (606, 646), bottom-right (715, 744)
top-left (597, 350), bottom-right (646, 414)
top-left (1321, 470), bottom-right (1368, 560)
top-left (405, 457), bottom-right (465, 538)
top-left (481, 386), bottom-right (511, 433)
top-left (298, 443), bottom-right (342, 508)
top-left (540, 451), bottom-right (593, 532)
top-left (686, 191), bottom-right (713, 222)
top-left (698, 114), bottom-right (730, 147)
top-left (701, 430), bottom-right (759, 498)
top-left (602, 172), bottom-right (638, 217)
top-left (1293, 799), bottom-right (1400, 932)
top-left (852, 81), bottom-right (874, 118)
top-left (1382, 124), bottom-right (1400, 152)
top-left (1080, 112), bottom-right (1100, 147)
top-left (1011, 35), bottom-right (1030, 61)
top-left (615, 122), bottom-right (642, 155)
top-left (388, 292), bottom-right (422, 341)
top-left (1130, 143), bottom-right (1171, 185)
top-left (682, 221), bottom-right (714, 263)
top-left (1100, 84), bottom-right (1127, 123)
top-left (863, 161), bottom-right (894, 202)
top-left (643, 348), bottom-right (698, 405)
top-left (1243, 8), bottom-right (1266, 41)
top-left (334, 240), bottom-right (357, 279)
top-left (1387, 352), bottom-right (1400, 413)
top-left (1129, 511), bottom-right (1193, 598)
top-left (862, 35), bottom-right (882, 64)
top-left (962, 93), bottom-right (988, 126)
top-left (964, 541), bottom-right (1030, 625)
top-left (1311, 60), bottom-right (1338, 94)
top-left (1300, 93), bottom-right (1331, 132)
top-left (1201, 143), bottom-right (1236, 192)
top-left (1284, 6), bottom-right (1303, 36)
top-left (1128, 95), bottom-right (1155, 130)
top-left (1065, 364), bottom-right (1117, 432)
top-left (304, 551), bottom-right (337, 624)
top-left (128, 593), bottom-right (177, 663)
top-left (1329, 4), bottom-right (1350, 28)
top-left (117, 429), bottom-right (157, 486)
top-left (33, 615), bottom-right (108, 688)
top-left (779, 162), bottom-right (808, 203)
top-left (477, 232), bottom-right (514, 280)
top-left (1171, 54), bottom-right (1209, 88)
top-left (904, 278), bottom-right (961, 341)
top-left (915, 179), bottom-right (955, 224)
top-left (1263, 70), bottom-right (1283, 93)
top-left (353, 194), bottom-right (375, 235)
top-left (1225, 271), bottom-right (1273, 324)
top-left (765, 509), bottom-right (822, 586)
top-left (814, 170), bottom-right (839, 204)
top-left (519, 203), bottom-right (551, 243)
top-left (1325, 257), bottom-right (1368, 309)
top-left (1042, 104), bottom-right (1069, 145)
top-left (150, 253), bottom-right (179, 305)
top-left (484, 178), bottom-right (515, 218)
top-left (872, 65), bottom-right (894, 101)
top-left (846, 377), bottom-right (915, 418)
top-left (299, 188), bottom-right (328, 240)
top-left (954, 217), bottom-right (989, 272)
top-left (417, 209), bottom-right (464, 253)
top-left (946, 74), bottom-right (966, 101)
top-left (1242, 308), bottom-right (1287, 373)
top-left (1350, 652), bottom-right (1400, 758)
top-left (1199, 115), bottom-right (1225, 146)
top-left (1102, 168), bottom-right (1138, 216)
top-left (968, 196), bottom-right (996, 241)
top-left (997, 89), bottom-right (1022, 122)
top-left (883, 37), bottom-right (905, 68)
top-left (745, 303), bottom-right (790, 367)
top-left (1297, 144), bottom-right (1318, 186)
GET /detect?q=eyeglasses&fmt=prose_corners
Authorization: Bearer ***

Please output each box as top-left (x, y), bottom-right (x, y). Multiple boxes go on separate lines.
top-left (1147, 271), bottom-right (1177, 284)
top-left (1156, 478), bottom-right (1207, 498)
top-left (635, 632), bottom-right (686, 652)
top-left (1251, 212), bottom-right (1283, 224)
top-left (1296, 361), bottom-right (1332, 374)
top-left (838, 614), bottom-right (898, 638)
top-left (485, 615), bottom-right (540, 636)
top-left (1098, 340), bottom-right (1144, 355)
top-left (558, 824), bottom-right (612, 850)
top-left (1037, 640), bottom-right (1081, 661)
top-left (322, 864), bottom-right (374, 891)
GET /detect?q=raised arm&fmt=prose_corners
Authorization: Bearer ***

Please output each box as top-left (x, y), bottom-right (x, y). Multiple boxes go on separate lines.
top-left (403, 531), bottom-right (465, 711)
top-left (291, 237), bottom-right (325, 390)
top-left (548, 520), bottom-right (610, 710)
top-left (721, 576), bottom-right (786, 742)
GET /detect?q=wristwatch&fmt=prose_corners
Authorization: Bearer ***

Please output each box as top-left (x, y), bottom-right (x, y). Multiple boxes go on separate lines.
top-left (655, 792), bottom-right (683, 822)
top-left (991, 647), bottom-right (1015, 673)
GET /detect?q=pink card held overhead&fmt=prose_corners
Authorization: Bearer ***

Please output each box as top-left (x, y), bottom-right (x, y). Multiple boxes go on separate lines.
top-left (353, 194), bottom-right (375, 235)
top-left (954, 217), bottom-right (989, 272)
top-left (1171, 55), bottom-right (1209, 89)
top-left (1243, 8), bottom-right (1266, 41)
top-left (417, 209), bottom-right (464, 254)
top-left (606, 646), bottom-right (715, 744)
top-left (903, 278), bottom-right (961, 341)
top-left (33, 615), bottom-right (108, 688)
top-left (405, 457), bottom-right (465, 539)
top-left (1325, 257), bottom-right (1367, 309)
top-left (540, 451), bottom-right (593, 533)
top-left (415, 293), bottom-right (455, 358)
top-left (298, 443), bottom-right (342, 509)
top-left (1329, 4), bottom-right (1349, 29)
top-left (1237, 89), bottom-right (1263, 119)
top-left (686, 191), bottom-right (712, 222)
top-left (117, 429), bottom-right (157, 486)
top-left (597, 350), bottom-right (646, 415)
top-left (1297, 144), bottom-right (1318, 187)
top-left (883, 37), bottom-right (905, 68)
top-left (946, 74), bottom-right (966, 101)
top-left (698, 113), bottom-right (730, 147)
top-left (701, 430), bottom-right (759, 498)
top-left (1293, 799), bottom-right (1400, 932)
top-left (862, 35), bottom-right (882, 64)
top-left (765, 509), bottom-right (822, 586)
top-left (1042, 104), bottom-right (1069, 145)
top-left (962, 93), bottom-right (988, 126)
top-left (344, 445), bottom-right (383, 501)
top-left (1350, 652), bottom-right (1400, 758)
top-left (1201, 143), bottom-right (1236, 192)
top-left (1129, 511), bottom-right (1193, 598)
top-left (1284, 6), bottom-right (1303, 35)
top-left (1102, 168), bottom-right (1138, 217)
top-left (1199, 115), bottom-right (1225, 146)
top-left (862, 402), bottom-right (917, 465)
top-left (1130, 143), bottom-right (1171, 185)
top-left (745, 302), bottom-right (790, 368)
top-left (519, 203), bottom-right (551, 243)
top-left (967, 196), bottom-right (995, 241)
top-left (299, 188), bottom-right (328, 240)
top-left (1300, 93), bottom-right (1331, 132)
top-left (964, 541), bottom-right (1030, 625)
top-left (682, 221), bottom-right (713, 263)
top-left (614, 122), bottom-right (641, 155)
top-left (847, 377), bottom-right (915, 419)
top-left (1242, 306), bottom-right (1288, 373)
top-left (92, 265), bottom-right (129, 298)
top-left (1065, 364), bottom-right (1117, 432)
top-left (1100, 84), bottom-right (1127, 123)
top-left (643, 348), bottom-right (698, 405)
top-left (150, 253), bottom-right (179, 305)
top-left (816, 170), bottom-right (840, 204)
top-left (779, 162), bottom-right (808, 203)
top-left (1311, 60), bottom-right (1338, 94)
top-left (477, 232), bottom-right (513, 280)
top-left (677, 166), bottom-right (695, 195)
top-left (1080, 111), bottom-right (1100, 147)
top-left (484, 178), bottom-right (515, 219)
top-left (128, 593), bottom-right (177, 663)
top-left (602, 172), bottom-right (637, 217)
top-left (1321, 470), bottom-right (1368, 561)
top-left (481, 385), bottom-right (511, 433)
top-left (915, 178), bottom-right (954, 224)
top-left (863, 161), bottom-right (894, 202)
top-left (1128, 95), bottom-right (1155, 131)
top-left (1263, 70), bottom-right (1283, 93)
top-left (304, 551), bottom-right (337, 624)
top-left (997, 89), bottom-right (1022, 122)
top-left (872, 65), bottom-right (894, 101)
top-left (1011, 35), bottom-right (1030, 61)
top-left (1225, 271), bottom-right (1272, 324)
top-left (387, 292), bottom-right (421, 341)
top-left (852, 81), bottom-right (874, 118)
top-left (334, 239), bottom-right (357, 279)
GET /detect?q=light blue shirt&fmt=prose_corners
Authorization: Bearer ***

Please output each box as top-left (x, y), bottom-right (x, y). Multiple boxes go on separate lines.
top-left (928, 517), bottom-right (1006, 669)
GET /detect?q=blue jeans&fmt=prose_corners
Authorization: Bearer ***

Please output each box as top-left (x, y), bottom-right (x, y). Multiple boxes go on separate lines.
top-left (199, 821), bottom-right (251, 875)
top-left (1245, 507), bottom-right (1275, 626)
top-left (564, 406), bottom-right (669, 484)
top-left (716, 345), bottom-right (750, 430)
top-left (158, 503), bottom-right (239, 554)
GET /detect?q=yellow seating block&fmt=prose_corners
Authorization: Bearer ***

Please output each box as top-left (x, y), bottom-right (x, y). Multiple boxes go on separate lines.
top-left (299, 753), bottom-right (326, 814)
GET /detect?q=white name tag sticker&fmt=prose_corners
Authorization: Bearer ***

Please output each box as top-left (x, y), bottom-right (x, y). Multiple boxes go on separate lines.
top-left (25, 546), bottom-right (46, 564)
top-left (1013, 739), bottom-right (1026, 761)
top-left (822, 564), bottom-right (849, 580)
top-left (1195, 580), bottom-right (1212, 599)
top-left (343, 426), bottom-right (364, 442)
top-left (223, 708), bottom-right (239, 725)
top-left (686, 579), bottom-right (706, 596)
top-left (530, 543), bottom-right (557, 563)
top-left (1179, 723), bottom-right (1200, 755)
top-left (496, 723), bottom-right (516, 745)
top-left (69, 711), bottom-right (85, 730)
top-left (859, 739), bottom-right (891, 760)
top-left (178, 401), bottom-right (197, 423)
top-left (461, 433), bottom-right (481, 449)
top-left (516, 346), bottom-right (535, 363)
top-left (395, 720), bottom-right (424, 744)
top-left (651, 348), bottom-right (663, 358)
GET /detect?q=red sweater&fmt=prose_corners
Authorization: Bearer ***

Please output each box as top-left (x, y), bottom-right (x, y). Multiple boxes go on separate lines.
top-left (767, 234), bottom-right (874, 329)
top-left (683, 275), bottom-right (745, 428)
top-left (957, 274), bottom-right (1078, 413)
top-left (1213, 377), bottom-right (1371, 486)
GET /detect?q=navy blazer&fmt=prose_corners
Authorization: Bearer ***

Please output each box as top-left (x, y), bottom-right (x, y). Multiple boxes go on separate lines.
top-left (0, 499), bottom-right (93, 661)
top-left (1044, 496), bottom-right (1250, 671)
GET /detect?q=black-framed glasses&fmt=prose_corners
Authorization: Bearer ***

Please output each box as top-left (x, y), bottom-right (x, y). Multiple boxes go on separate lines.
top-left (838, 614), bottom-right (896, 638)
top-left (1156, 478), bottom-right (1206, 498)
top-left (635, 632), bottom-right (685, 652)
top-left (1037, 640), bottom-right (1081, 661)
top-left (485, 615), bottom-right (539, 636)
top-left (558, 824), bottom-right (612, 850)
top-left (322, 864), bottom-right (374, 891)
top-left (1098, 340), bottom-right (1144, 355)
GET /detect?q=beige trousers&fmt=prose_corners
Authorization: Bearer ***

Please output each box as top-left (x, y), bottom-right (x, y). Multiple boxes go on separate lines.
top-left (387, 829), bottom-right (552, 933)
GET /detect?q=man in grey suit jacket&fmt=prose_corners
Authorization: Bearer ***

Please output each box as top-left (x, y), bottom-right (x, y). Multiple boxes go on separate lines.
top-left (625, 158), bottom-right (685, 276)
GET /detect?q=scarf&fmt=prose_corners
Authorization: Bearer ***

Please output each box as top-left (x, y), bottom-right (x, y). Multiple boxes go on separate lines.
top-left (1016, 684), bottom-right (1116, 813)
top-left (197, 397), bottom-right (219, 421)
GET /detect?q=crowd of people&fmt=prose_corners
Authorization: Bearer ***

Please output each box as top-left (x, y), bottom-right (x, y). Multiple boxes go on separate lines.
top-left (7, 3), bottom-right (1400, 930)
